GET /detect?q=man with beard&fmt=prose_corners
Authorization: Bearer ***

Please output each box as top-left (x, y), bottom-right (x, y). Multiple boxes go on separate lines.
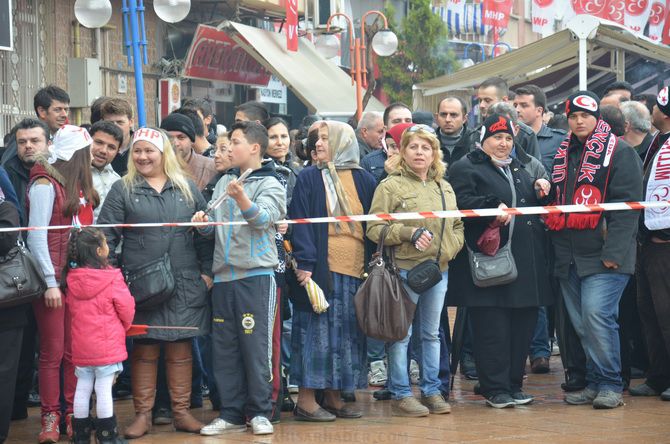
top-left (89, 121), bottom-right (123, 222)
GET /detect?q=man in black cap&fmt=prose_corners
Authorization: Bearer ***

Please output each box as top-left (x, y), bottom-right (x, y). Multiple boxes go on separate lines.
top-left (629, 86), bottom-right (670, 402)
top-left (161, 112), bottom-right (216, 191)
top-left (547, 91), bottom-right (643, 409)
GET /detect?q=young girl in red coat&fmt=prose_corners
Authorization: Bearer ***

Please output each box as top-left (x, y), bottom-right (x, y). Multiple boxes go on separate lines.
top-left (62, 227), bottom-right (135, 444)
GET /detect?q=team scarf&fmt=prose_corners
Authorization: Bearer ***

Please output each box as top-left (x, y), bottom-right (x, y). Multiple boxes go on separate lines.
top-left (545, 118), bottom-right (618, 231)
top-left (644, 135), bottom-right (670, 230)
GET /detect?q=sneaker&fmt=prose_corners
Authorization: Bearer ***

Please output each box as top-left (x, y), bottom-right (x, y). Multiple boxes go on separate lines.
top-left (250, 416), bottom-right (273, 435)
top-left (200, 418), bottom-right (246, 436)
top-left (629, 383), bottom-right (660, 397)
top-left (368, 360), bottom-right (387, 387)
top-left (65, 413), bottom-right (74, 440)
top-left (593, 390), bottom-right (624, 409)
top-left (420, 394), bottom-right (451, 414)
top-left (38, 412), bottom-right (60, 444)
top-left (391, 396), bottom-right (429, 417)
top-left (511, 392), bottom-right (534, 405)
top-left (409, 360), bottom-right (420, 385)
top-left (486, 394), bottom-right (516, 409)
top-left (661, 388), bottom-right (670, 401)
top-left (373, 389), bottom-right (392, 401)
top-left (551, 341), bottom-right (560, 356)
top-left (565, 387), bottom-right (598, 405)
top-left (152, 407), bottom-right (172, 425)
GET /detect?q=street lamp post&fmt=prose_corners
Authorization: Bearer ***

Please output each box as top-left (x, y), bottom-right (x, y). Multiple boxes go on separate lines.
top-left (316, 11), bottom-right (398, 122)
top-left (74, 0), bottom-right (191, 127)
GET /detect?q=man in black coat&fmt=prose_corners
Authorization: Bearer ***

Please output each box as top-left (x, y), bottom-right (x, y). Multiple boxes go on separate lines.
top-left (435, 97), bottom-right (478, 167)
top-left (629, 86), bottom-right (670, 401)
top-left (548, 91), bottom-right (642, 409)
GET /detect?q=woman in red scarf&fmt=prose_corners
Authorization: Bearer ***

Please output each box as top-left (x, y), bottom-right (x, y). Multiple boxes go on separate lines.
top-left (26, 125), bottom-right (99, 443)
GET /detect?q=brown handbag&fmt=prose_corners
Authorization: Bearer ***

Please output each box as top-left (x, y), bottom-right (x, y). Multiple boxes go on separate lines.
top-left (354, 226), bottom-right (416, 342)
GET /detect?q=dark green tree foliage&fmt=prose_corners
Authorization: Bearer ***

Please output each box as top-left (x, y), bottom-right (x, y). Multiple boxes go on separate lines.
top-left (377, 0), bottom-right (460, 105)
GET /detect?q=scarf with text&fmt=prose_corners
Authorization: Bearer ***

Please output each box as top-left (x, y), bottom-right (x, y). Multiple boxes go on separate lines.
top-left (545, 118), bottom-right (617, 231)
top-left (644, 134), bottom-right (670, 230)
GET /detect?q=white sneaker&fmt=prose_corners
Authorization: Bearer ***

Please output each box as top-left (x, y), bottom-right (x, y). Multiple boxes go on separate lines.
top-left (200, 418), bottom-right (246, 436)
top-left (250, 416), bottom-right (274, 435)
top-left (410, 359), bottom-right (420, 385)
top-left (551, 342), bottom-right (560, 356)
top-left (368, 360), bottom-right (387, 387)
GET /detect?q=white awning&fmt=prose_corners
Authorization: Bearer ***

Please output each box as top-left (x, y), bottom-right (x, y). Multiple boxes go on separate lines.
top-left (220, 20), bottom-right (385, 116)
top-left (413, 19), bottom-right (670, 110)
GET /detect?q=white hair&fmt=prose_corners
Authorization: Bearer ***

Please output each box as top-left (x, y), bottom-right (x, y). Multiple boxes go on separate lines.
top-left (357, 111), bottom-right (383, 130)
top-left (620, 101), bottom-right (651, 133)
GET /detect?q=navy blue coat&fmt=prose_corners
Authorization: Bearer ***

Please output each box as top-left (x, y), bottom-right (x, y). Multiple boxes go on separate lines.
top-left (288, 166), bottom-right (376, 311)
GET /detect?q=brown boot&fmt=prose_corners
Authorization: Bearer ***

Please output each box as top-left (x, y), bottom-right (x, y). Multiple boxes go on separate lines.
top-left (165, 341), bottom-right (204, 433)
top-left (124, 344), bottom-right (160, 439)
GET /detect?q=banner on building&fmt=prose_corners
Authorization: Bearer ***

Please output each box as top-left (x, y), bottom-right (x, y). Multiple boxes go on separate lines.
top-left (286, 0), bottom-right (298, 52)
top-left (183, 25), bottom-right (273, 86)
top-left (625, 0), bottom-right (653, 34)
top-left (532, 0), bottom-right (558, 35)
top-left (0, 0), bottom-right (12, 51)
top-left (158, 78), bottom-right (181, 123)
top-left (257, 75), bottom-right (287, 104)
top-left (482, 0), bottom-right (514, 29)
top-left (648, 0), bottom-right (667, 42)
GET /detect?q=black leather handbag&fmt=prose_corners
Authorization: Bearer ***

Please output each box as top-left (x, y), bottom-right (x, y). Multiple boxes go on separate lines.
top-left (406, 184), bottom-right (447, 294)
top-left (0, 241), bottom-right (47, 309)
top-left (123, 230), bottom-right (176, 310)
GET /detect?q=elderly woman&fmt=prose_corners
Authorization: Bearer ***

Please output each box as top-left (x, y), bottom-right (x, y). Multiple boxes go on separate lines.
top-left (288, 121), bottom-right (376, 422)
top-left (448, 114), bottom-right (553, 408)
top-left (98, 128), bottom-right (212, 438)
top-left (367, 124), bottom-right (464, 417)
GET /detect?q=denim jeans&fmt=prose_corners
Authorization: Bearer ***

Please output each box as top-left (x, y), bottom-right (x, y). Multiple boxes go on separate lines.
top-left (560, 265), bottom-right (629, 393)
top-left (367, 337), bottom-right (386, 364)
top-left (530, 306), bottom-right (551, 359)
top-left (388, 270), bottom-right (448, 400)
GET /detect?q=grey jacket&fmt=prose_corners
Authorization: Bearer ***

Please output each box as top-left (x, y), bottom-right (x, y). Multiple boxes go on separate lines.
top-left (98, 178), bottom-right (213, 341)
top-left (202, 163), bottom-right (286, 283)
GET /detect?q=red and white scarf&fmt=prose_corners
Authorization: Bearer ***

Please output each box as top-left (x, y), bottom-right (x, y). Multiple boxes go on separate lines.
top-left (546, 118), bottom-right (618, 231)
top-left (644, 135), bottom-right (670, 230)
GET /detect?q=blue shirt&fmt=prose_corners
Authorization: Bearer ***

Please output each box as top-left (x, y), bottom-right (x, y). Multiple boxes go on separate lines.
top-left (360, 149), bottom-right (387, 183)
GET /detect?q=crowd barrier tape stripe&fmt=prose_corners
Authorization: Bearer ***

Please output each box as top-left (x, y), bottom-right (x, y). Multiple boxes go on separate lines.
top-left (1, 200), bottom-right (667, 233)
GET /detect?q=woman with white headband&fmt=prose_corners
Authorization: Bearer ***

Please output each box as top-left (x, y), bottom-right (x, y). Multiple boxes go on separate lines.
top-left (98, 127), bottom-right (212, 439)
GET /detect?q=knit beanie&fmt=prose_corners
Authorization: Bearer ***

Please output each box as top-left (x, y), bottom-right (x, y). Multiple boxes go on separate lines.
top-left (565, 91), bottom-right (600, 119)
top-left (160, 113), bottom-right (196, 142)
top-left (480, 114), bottom-right (515, 144)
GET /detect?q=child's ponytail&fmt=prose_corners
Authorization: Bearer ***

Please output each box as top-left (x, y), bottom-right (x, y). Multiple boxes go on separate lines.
top-left (61, 227), bottom-right (109, 290)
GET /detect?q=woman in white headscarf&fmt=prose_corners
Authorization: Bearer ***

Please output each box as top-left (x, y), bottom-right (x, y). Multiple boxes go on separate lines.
top-left (288, 121), bottom-right (377, 422)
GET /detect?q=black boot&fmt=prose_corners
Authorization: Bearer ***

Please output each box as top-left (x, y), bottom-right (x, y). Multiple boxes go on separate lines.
top-left (95, 416), bottom-right (127, 444)
top-left (71, 416), bottom-right (93, 444)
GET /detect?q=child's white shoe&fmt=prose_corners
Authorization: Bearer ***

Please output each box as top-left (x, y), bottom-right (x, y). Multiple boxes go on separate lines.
top-left (200, 418), bottom-right (246, 436)
top-left (250, 416), bottom-right (273, 435)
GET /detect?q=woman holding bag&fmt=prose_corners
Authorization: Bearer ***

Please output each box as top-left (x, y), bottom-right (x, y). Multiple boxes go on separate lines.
top-left (288, 121), bottom-right (376, 422)
top-left (447, 114), bottom-right (553, 409)
top-left (367, 124), bottom-right (464, 418)
top-left (98, 128), bottom-right (212, 438)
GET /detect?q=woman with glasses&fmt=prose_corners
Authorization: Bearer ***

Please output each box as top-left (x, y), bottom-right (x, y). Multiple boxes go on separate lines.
top-left (447, 114), bottom-right (553, 408)
top-left (367, 124), bottom-right (464, 417)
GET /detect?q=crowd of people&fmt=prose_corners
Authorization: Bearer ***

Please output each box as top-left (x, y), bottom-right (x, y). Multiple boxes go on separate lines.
top-left (0, 76), bottom-right (668, 443)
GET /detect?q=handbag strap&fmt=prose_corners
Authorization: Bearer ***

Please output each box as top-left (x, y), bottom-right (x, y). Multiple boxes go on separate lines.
top-left (502, 166), bottom-right (516, 244)
top-left (435, 182), bottom-right (447, 262)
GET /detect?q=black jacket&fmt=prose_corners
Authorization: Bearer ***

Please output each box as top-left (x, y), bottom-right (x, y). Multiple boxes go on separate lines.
top-left (98, 178), bottom-right (213, 341)
top-left (549, 135), bottom-right (643, 279)
top-left (437, 127), bottom-right (478, 168)
top-left (2, 154), bottom-right (30, 222)
top-left (0, 199), bottom-right (29, 331)
top-left (447, 150), bottom-right (552, 308)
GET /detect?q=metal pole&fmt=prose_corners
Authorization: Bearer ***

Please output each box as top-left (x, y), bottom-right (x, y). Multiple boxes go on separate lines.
top-left (354, 37), bottom-right (363, 122)
top-left (578, 37), bottom-right (587, 90)
top-left (128, 1), bottom-right (147, 127)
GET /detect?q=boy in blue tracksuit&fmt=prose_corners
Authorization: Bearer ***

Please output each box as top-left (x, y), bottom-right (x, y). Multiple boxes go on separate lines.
top-left (193, 121), bottom-right (286, 436)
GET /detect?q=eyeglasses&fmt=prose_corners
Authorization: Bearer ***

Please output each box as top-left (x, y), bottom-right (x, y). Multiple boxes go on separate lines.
top-left (406, 124), bottom-right (436, 134)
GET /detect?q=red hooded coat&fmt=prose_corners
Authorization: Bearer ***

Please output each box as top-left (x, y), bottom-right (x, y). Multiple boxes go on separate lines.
top-left (65, 267), bottom-right (135, 367)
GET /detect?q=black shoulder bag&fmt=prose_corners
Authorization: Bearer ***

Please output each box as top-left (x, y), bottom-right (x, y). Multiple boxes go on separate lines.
top-left (0, 240), bottom-right (47, 309)
top-left (406, 183), bottom-right (447, 294)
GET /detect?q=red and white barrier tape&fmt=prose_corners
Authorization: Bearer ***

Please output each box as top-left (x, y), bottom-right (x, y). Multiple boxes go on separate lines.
top-left (2, 200), bottom-right (667, 233)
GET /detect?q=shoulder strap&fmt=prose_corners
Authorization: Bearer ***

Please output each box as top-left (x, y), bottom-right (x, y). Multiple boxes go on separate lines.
top-left (436, 182), bottom-right (447, 262)
top-left (503, 166), bottom-right (516, 243)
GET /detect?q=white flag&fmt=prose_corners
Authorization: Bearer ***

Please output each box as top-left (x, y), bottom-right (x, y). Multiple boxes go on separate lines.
top-left (625, 0), bottom-right (653, 35)
top-left (532, 0), bottom-right (559, 35)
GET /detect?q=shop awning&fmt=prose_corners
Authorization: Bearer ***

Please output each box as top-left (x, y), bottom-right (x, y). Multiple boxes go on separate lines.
top-left (219, 20), bottom-right (385, 115)
top-left (413, 18), bottom-right (670, 110)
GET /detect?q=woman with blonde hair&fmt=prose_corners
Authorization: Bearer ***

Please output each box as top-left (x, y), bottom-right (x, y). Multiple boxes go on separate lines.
top-left (98, 128), bottom-right (213, 438)
top-left (367, 124), bottom-right (464, 417)
top-left (288, 121), bottom-right (377, 421)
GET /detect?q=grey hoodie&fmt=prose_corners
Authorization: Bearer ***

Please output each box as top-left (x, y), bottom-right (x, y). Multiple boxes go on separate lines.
top-left (203, 163), bottom-right (286, 283)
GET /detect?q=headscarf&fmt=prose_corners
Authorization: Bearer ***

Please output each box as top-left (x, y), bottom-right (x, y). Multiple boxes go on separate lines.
top-left (49, 125), bottom-right (91, 164)
top-left (316, 121), bottom-right (361, 231)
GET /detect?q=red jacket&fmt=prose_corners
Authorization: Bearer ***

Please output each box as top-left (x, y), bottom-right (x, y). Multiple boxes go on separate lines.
top-left (66, 267), bottom-right (135, 367)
